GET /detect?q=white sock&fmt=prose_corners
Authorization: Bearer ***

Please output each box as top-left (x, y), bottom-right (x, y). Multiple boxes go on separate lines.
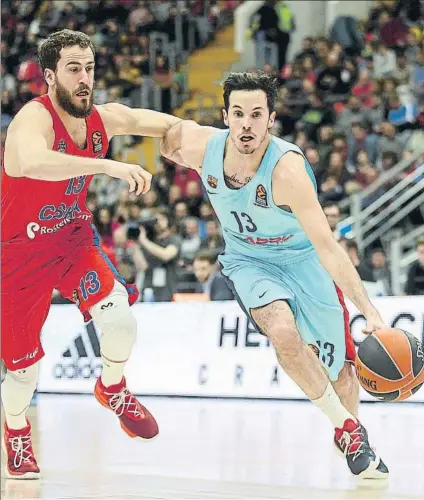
top-left (1, 365), bottom-right (38, 430)
top-left (101, 355), bottom-right (126, 388)
top-left (312, 383), bottom-right (356, 428)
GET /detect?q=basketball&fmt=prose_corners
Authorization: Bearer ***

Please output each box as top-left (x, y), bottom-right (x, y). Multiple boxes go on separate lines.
top-left (356, 328), bottom-right (424, 402)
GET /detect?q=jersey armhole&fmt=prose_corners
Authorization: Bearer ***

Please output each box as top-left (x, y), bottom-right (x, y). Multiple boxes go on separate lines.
top-left (268, 149), bottom-right (317, 217)
top-left (201, 129), bottom-right (228, 184)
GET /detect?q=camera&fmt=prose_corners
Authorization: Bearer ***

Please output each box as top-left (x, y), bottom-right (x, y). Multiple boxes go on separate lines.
top-left (126, 215), bottom-right (157, 241)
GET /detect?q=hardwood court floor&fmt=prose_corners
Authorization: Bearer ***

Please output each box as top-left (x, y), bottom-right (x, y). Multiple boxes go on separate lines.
top-left (1, 395), bottom-right (423, 499)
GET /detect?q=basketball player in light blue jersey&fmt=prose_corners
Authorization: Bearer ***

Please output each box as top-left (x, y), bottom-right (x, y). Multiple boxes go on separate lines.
top-left (160, 72), bottom-right (389, 479)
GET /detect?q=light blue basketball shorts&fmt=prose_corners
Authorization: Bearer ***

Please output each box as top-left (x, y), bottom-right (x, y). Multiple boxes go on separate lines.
top-left (220, 251), bottom-right (355, 381)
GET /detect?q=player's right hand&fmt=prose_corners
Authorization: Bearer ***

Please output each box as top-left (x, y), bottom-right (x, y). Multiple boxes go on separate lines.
top-left (105, 161), bottom-right (152, 196)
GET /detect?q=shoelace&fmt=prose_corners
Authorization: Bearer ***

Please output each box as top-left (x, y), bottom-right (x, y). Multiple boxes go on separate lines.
top-left (9, 433), bottom-right (33, 468)
top-left (106, 387), bottom-right (143, 419)
top-left (338, 425), bottom-right (366, 462)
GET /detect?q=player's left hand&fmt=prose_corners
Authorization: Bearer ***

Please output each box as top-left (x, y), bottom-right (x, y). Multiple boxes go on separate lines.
top-left (363, 314), bottom-right (386, 335)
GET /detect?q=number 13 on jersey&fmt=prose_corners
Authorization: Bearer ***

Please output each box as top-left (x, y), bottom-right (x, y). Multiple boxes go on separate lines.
top-left (231, 211), bottom-right (257, 233)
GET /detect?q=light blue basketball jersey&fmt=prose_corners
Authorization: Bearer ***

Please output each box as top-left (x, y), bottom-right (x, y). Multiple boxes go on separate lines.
top-left (201, 130), bottom-right (352, 382)
top-left (201, 129), bottom-right (317, 267)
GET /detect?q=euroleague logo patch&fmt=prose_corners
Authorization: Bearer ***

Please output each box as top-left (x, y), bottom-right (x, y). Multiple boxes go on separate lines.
top-left (92, 131), bottom-right (103, 153)
top-left (57, 138), bottom-right (67, 153)
top-left (72, 289), bottom-right (81, 307)
top-left (254, 184), bottom-right (268, 208)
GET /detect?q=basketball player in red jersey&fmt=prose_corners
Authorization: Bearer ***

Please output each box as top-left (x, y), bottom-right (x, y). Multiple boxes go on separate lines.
top-left (1, 30), bottom-right (181, 479)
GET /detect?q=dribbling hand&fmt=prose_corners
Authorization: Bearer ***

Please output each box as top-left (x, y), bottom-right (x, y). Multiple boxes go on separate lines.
top-left (105, 161), bottom-right (152, 196)
top-left (363, 313), bottom-right (386, 335)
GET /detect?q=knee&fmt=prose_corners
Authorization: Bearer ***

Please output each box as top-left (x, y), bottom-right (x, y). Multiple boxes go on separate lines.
top-left (90, 281), bottom-right (137, 351)
top-left (335, 362), bottom-right (359, 392)
top-left (7, 363), bottom-right (39, 392)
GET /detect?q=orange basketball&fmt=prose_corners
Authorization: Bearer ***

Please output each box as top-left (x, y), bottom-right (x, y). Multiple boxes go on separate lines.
top-left (356, 328), bottom-right (424, 402)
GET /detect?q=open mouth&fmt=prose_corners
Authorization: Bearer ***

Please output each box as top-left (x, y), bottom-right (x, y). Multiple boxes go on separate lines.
top-left (240, 135), bottom-right (254, 143)
top-left (75, 90), bottom-right (90, 97)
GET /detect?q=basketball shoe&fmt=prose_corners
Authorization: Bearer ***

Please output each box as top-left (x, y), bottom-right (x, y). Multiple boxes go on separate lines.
top-left (3, 420), bottom-right (40, 479)
top-left (94, 376), bottom-right (158, 439)
top-left (334, 418), bottom-right (389, 479)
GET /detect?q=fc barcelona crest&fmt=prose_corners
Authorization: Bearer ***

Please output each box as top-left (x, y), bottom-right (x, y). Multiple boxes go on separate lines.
top-left (207, 175), bottom-right (218, 189)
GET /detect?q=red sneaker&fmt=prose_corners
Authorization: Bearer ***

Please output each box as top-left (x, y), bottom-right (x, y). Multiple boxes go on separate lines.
top-left (334, 418), bottom-right (389, 479)
top-left (94, 376), bottom-right (159, 439)
top-left (3, 420), bottom-right (40, 479)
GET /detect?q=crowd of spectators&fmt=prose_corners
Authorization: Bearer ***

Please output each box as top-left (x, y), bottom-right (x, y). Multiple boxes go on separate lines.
top-left (1, 0), bottom-right (237, 127)
top-left (251, 0), bottom-right (423, 210)
top-left (2, 0), bottom-right (423, 300)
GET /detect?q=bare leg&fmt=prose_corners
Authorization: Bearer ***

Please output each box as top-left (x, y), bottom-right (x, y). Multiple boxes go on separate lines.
top-left (251, 300), bottom-right (388, 479)
top-left (252, 301), bottom-right (330, 400)
top-left (251, 300), bottom-right (355, 427)
top-left (332, 362), bottom-right (360, 418)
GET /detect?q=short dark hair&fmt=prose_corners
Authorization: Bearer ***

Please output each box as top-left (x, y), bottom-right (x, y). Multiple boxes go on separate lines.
top-left (194, 250), bottom-right (217, 265)
top-left (38, 29), bottom-right (95, 73)
top-left (372, 247), bottom-right (386, 255)
top-left (346, 239), bottom-right (359, 253)
top-left (322, 202), bottom-right (340, 213)
top-left (222, 71), bottom-right (278, 113)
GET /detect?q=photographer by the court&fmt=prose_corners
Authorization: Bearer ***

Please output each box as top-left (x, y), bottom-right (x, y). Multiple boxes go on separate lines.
top-left (137, 208), bottom-right (182, 302)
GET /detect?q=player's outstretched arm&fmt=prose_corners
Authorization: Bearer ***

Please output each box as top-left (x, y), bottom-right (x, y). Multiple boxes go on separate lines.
top-left (159, 120), bottom-right (218, 172)
top-left (4, 102), bottom-right (151, 195)
top-left (98, 102), bottom-right (182, 139)
top-left (272, 152), bottom-right (384, 330)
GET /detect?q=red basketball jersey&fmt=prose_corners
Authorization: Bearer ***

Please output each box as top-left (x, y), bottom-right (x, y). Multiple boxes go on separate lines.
top-left (1, 95), bottom-right (109, 244)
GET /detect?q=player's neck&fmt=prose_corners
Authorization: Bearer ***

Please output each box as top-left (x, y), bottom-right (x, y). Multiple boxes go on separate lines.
top-left (48, 91), bottom-right (86, 134)
top-left (226, 134), bottom-right (270, 171)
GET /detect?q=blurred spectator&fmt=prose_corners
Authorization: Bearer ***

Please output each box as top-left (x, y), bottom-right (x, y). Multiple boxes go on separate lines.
top-left (113, 224), bottom-right (148, 287)
top-left (298, 93), bottom-right (334, 143)
top-left (316, 52), bottom-right (353, 96)
top-left (377, 122), bottom-right (405, 160)
top-left (180, 217), bottom-right (202, 265)
top-left (366, 93), bottom-right (385, 131)
top-left (185, 180), bottom-right (203, 218)
top-left (354, 150), bottom-right (379, 188)
top-left (393, 53), bottom-right (412, 86)
top-left (152, 55), bottom-right (174, 114)
top-left (294, 37), bottom-right (317, 65)
top-left (200, 219), bottom-right (225, 257)
top-left (193, 251), bottom-right (234, 301)
top-left (342, 239), bottom-right (375, 282)
top-left (404, 237), bottom-right (424, 296)
top-left (371, 248), bottom-right (392, 296)
top-left (316, 125), bottom-right (334, 166)
top-left (410, 49), bottom-right (424, 106)
top-left (387, 93), bottom-right (419, 131)
top-left (337, 95), bottom-right (368, 134)
top-left (251, 0), bottom-right (295, 71)
top-left (305, 146), bottom-right (326, 187)
top-left (323, 202), bottom-right (341, 241)
top-left (347, 122), bottom-right (378, 169)
top-left (373, 43), bottom-right (396, 78)
top-left (94, 207), bottom-right (115, 249)
top-left (137, 208), bottom-right (182, 302)
top-left (352, 68), bottom-right (375, 108)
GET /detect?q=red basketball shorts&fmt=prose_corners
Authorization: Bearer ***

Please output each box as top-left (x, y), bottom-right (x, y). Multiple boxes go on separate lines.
top-left (1, 224), bottom-right (139, 371)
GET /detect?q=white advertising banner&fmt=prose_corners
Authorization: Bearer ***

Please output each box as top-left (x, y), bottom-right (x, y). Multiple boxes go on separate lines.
top-left (38, 297), bottom-right (424, 402)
